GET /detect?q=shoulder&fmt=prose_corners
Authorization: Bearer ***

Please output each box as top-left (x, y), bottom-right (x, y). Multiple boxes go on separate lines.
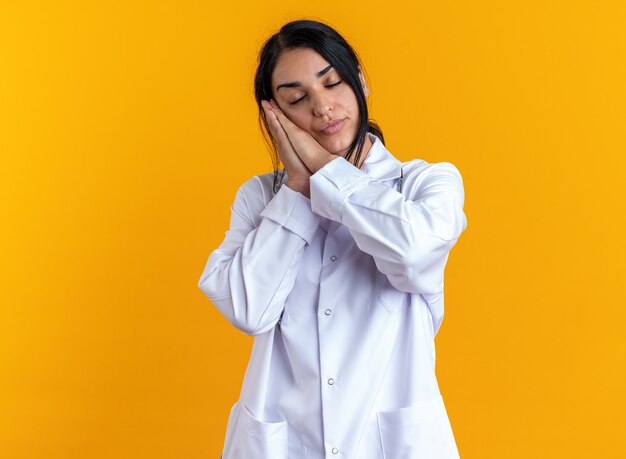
top-left (239, 169), bottom-right (287, 197)
top-left (233, 170), bottom-right (285, 225)
top-left (401, 158), bottom-right (463, 179)
top-left (400, 158), bottom-right (465, 204)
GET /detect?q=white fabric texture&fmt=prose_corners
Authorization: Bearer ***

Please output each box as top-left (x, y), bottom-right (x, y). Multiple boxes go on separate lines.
top-left (198, 132), bottom-right (467, 458)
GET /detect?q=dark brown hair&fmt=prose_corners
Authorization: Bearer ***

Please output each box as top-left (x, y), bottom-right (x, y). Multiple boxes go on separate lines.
top-left (253, 19), bottom-right (385, 192)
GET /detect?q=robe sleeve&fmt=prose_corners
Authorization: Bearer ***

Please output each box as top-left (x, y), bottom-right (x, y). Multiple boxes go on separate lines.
top-left (309, 156), bottom-right (467, 297)
top-left (198, 176), bottom-right (321, 336)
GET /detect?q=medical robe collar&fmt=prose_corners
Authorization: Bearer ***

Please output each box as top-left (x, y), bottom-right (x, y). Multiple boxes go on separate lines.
top-left (316, 132), bottom-right (402, 233)
top-left (359, 132), bottom-right (403, 183)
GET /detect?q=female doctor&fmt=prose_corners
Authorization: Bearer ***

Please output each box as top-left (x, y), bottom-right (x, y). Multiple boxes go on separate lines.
top-left (198, 19), bottom-right (468, 459)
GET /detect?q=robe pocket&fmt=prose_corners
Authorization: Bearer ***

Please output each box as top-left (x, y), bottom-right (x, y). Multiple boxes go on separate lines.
top-left (376, 274), bottom-right (409, 314)
top-left (235, 403), bottom-right (289, 459)
top-left (377, 395), bottom-right (460, 459)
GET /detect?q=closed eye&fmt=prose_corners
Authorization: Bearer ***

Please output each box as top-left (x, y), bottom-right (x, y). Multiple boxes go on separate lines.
top-left (289, 81), bottom-right (343, 106)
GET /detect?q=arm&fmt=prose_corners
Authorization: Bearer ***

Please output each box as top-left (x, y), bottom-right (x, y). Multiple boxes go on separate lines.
top-left (198, 176), bottom-right (321, 336)
top-left (309, 157), bottom-right (467, 295)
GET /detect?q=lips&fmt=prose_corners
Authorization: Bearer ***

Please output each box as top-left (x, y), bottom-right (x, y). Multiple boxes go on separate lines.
top-left (320, 118), bottom-right (345, 134)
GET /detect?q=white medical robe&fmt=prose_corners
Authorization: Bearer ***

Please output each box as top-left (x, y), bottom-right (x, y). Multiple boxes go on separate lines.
top-left (198, 132), bottom-right (468, 458)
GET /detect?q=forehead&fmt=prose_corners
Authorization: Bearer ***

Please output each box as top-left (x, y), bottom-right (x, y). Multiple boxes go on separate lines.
top-left (271, 48), bottom-right (332, 84)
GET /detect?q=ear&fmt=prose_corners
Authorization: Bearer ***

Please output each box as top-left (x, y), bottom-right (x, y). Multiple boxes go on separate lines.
top-left (358, 66), bottom-right (370, 97)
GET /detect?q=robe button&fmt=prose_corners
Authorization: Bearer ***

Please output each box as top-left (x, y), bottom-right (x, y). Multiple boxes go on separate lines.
top-left (332, 447), bottom-right (339, 454)
top-left (330, 255), bottom-right (337, 262)
top-left (324, 309), bottom-right (332, 316)
top-left (327, 378), bottom-right (335, 385)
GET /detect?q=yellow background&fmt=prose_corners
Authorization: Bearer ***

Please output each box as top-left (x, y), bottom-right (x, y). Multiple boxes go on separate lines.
top-left (1, 1), bottom-right (625, 458)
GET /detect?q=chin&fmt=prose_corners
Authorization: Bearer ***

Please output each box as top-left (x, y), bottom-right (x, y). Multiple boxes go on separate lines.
top-left (325, 142), bottom-right (348, 156)
top-left (320, 133), bottom-right (354, 156)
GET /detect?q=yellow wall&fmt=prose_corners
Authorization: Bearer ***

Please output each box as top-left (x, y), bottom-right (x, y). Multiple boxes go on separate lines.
top-left (1, 1), bottom-right (625, 457)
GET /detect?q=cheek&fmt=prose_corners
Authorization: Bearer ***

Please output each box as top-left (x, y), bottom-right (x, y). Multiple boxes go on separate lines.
top-left (285, 111), bottom-right (313, 132)
top-left (337, 84), bottom-right (355, 102)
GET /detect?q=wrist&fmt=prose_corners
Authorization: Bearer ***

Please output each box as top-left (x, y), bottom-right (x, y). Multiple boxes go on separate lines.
top-left (311, 153), bottom-right (337, 174)
top-left (286, 180), bottom-right (311, 199)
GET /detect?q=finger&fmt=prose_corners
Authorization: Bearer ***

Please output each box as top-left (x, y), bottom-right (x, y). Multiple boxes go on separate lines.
top-left (262, 101), bottom-right (283, 131)
top-left (262, 101), bottom-right (295, 151)
top-left (269, 99), bottom-right (299, 134)
top-left (268, 99), bottom-right (288, 123)
top-left (268, 100), bottom-right (326, 154)
top-left (262, 101), bottom-right (287, 139)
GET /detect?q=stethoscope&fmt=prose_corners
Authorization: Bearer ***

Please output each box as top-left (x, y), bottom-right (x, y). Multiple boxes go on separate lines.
top-left (273, 166), bottom-right (404, 194)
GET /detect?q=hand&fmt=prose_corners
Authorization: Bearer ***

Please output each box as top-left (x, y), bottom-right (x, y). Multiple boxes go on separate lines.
top-left (261, 100), bottom-right (312, 196)
top-left (267, 99), bottom-right (337, 174)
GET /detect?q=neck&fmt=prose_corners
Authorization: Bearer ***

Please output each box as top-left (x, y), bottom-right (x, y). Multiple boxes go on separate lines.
top-left (355, 133), bottom-right (373, 168)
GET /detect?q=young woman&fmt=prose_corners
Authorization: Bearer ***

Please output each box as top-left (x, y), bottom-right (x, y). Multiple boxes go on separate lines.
top-left (198, 19), bottom-right (468, 459)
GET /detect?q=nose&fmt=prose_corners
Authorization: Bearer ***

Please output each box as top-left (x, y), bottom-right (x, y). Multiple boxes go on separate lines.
top-left (311, 91), bottom-right (333, 117)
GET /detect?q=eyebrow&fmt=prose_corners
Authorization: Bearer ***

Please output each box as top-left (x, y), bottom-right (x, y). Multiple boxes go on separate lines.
top-left (276, 64), bottom-right (334, 91)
